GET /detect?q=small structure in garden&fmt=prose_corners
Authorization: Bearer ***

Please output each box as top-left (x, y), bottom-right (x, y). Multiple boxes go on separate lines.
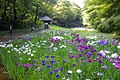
top-left (9, 25), bottom-right (13, 36)
top-left (40, 16), bottom-right (53, 29)
top-left (31, 26), bottom-right (35, 32)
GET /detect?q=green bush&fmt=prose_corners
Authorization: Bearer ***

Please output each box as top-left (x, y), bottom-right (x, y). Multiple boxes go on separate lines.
top-left (97, 15), bottom-right (120, 35)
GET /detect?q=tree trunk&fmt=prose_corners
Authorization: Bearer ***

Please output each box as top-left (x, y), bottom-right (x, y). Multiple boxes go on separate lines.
top-left (34, 4), bottom-right (38, 26)
top-left (2, 0), bottom-right (9, 20)
top-left (13, 0), bottom-right (17, 21)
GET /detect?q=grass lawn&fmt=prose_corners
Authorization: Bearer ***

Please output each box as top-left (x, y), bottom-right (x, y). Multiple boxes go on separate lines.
top-left (0, 24), bottom-right (119, 40)
top-left (49, 24), bottom-right (68, 30)
top-left (50, 25), bottom-right (120, 40)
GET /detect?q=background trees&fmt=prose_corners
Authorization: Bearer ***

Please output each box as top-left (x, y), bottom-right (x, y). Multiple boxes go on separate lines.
top-left (83, 0), bottom-right (120, 35)
top-left (53, 1), bottom-right (83, 28)
top-left (0, 0), bottom-right (83, 30)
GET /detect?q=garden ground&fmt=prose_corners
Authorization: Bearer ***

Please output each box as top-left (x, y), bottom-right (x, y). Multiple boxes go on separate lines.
top-left (0, 25), bottom-right (120, 80)
top-left (0, 25), bottom-right (120, 42)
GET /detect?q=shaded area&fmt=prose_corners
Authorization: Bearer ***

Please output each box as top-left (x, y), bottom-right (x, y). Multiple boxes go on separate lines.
top-left (0, 28), bottom-right (42, 42)
top-left (84, 0), bottom-right (120, 35)
top-left (0, 32), bottom-right (28, 42)
top-left (0, 64), bottom-right (7, 80)
top-left (0, 0), bottom-right (83, 31)
top-left (114, 38), bottom-right (120, 41)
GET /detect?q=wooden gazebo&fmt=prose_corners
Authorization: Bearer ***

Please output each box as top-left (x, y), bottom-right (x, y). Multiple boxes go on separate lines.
top-left (40, 16), bottom-right (53, 24)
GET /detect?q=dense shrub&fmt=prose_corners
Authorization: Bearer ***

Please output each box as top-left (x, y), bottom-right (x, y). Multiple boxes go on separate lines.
top-left (84, 0), bottom-right (120, 35)
top-left (97, 15), bottom-right (120, 35)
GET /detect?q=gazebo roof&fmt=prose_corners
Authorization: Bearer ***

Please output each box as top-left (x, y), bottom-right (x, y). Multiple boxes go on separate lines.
top-left (40, 16), bottom-right (53, 21)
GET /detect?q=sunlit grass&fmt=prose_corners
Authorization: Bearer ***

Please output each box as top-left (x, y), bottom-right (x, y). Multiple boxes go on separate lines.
top-left (72, 30), bottom-right (120, 39)
top-left (49, 25), bottom-right (120, 39)
top-left (50, 24), bottom-right (68, 30)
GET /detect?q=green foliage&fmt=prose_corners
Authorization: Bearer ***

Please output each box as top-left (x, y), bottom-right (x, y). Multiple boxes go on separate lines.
top-left (0, 0), bottom-right (83, 30)
top-left (84, 0), bottom-right (120, 35)
top-left (98, 15), bottom-right (120, 35)
top-left (53, 1), bottom-right (83, 28)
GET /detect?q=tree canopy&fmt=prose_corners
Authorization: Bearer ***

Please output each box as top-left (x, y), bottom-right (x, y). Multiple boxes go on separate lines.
top-left (0, 0), bottom-right (83, 30)
top-left (83, 0), bottom-right (120, 35)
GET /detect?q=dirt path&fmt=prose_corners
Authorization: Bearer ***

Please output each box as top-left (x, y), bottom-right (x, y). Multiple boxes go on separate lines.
top-left (0, 32), bottom-right (29, 42)
top-left (0, 28), bottom-right (42, 42)
top-left (0, 64), bottom-right (7, 80)
top-left (0, 32), bottom-right (30, 80)
top-left (0, 29), bottom-right (42, 80)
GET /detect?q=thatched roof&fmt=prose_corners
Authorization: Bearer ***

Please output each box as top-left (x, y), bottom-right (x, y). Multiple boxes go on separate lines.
top-left (40, 16), bottom-right (53, 21)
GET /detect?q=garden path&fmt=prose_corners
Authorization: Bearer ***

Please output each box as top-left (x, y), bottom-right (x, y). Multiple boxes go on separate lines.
top-left (0, 64), bottom-right (7, 80)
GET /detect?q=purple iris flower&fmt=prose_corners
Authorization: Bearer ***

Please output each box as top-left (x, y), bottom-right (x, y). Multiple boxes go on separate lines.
top-left (101, 40), bottom-right (108, 46)
top-left (50, 60), bottom-right (56, 63)
top-left (73, 34), bottom-right (79, 37)
top-left (90, 49), bottom-right (96, 53)
top-left (114, 50), bottom-right (117, 53)
top-left (16, 63), bottom-right (19, 66)
top-left (34, 60), bottom-right (37, 63)
top-left (63, 60), bottom-right (66, 63)
top-left (82, 45), bottom-right (88, 50)
top-left (60, 67), bottom-right (63, 71)
top-left (56, 74), bottom-right (60, 78)
top-left (42, 60), bottom-right (45, 63)
top-left (70, 55), bottom-right (75, 59)
top-left (82, 38), bottom-right (88, 42)
top-left (97, 41), bottom-right (101, 45)
top-left (42, 60), bottom-right (45, 66)
top-left (112, 41), bottom-right (118, 45)
top-left (116, 57), bottom-right (120, 60)
top-left (86, 54), bottom-right (91, 59)
top-left (88, 59), bottom-right (92, 63)
top-left (98, 53), bottom-right (102, 56)
top-left (54, 69), bottom-right (58, 72)
top-left (83, 52), bottom-right (87, 54)
top-left (102, 65), bottom-right (108, 69)
top-left (55, 38), bottom-right (60, 42)
top-left (51, 56), bottom-right (54, 58)
top-left (72, 41), bottom-right (76, 44)
top-left (45, 56), bottom-right (49, 58)
top-left (98, 60), bottom-right (103, 63)
top-left (23, 63), bottom-right (31, 68)
top-left (114, 64), bottom-right (120, 70)
top-left (49, 71), bottom-right (53, 74)
top-left (34, 63), bottom-right (38, 66)
top-left (42, 63), bottom-right (45, 66)
top-left (77, 38), bottom-right (81, 43)
top-left (81, 58), bottom-right (86, 61)
top-left (36, 67), bottom-right (40, 71)
top-left (62, 41), bottom-right (65, 44)
top-left (72, 64), bottom-right (76, 67)
top-left (78, 62), bottom-right (81, 65)
top-left (98, 72), bottom-right (103, 76)
top-left (102, 56), bottom-right (106, 59)
top-left (78, 54), bottom-right (82, 57)
top-left (46, 64), bottom-right (51, 68)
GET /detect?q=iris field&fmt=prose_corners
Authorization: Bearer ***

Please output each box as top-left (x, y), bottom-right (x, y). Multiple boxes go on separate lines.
top-left (0, 28), bottom-right (120, 80)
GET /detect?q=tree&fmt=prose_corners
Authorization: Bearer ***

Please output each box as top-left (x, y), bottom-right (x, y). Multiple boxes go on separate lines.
top-left (83, 0), bottom-right (120, 35)
top-left (53, 0), bottom-right (83, 28)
